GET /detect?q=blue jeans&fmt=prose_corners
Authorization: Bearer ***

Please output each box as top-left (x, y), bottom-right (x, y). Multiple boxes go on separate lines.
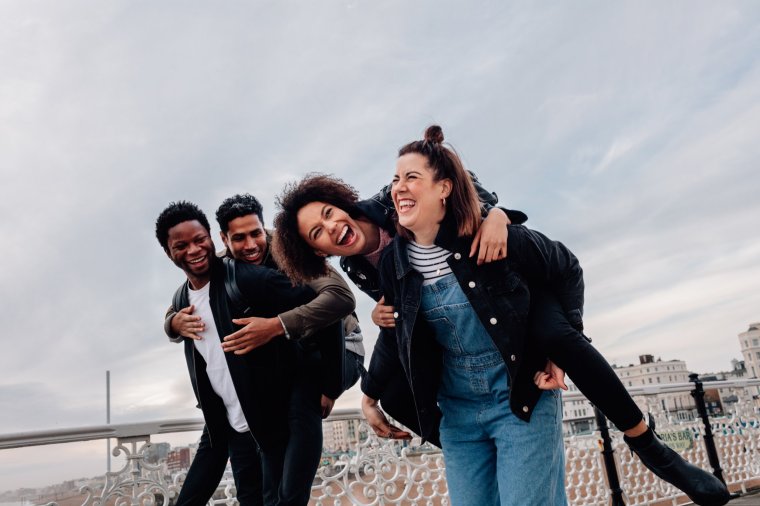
top-left (420, 275), bottom-right (566, 506)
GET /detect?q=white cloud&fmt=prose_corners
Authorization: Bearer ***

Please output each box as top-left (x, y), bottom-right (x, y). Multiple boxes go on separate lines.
top-left (0, 0), bottom-right (759, 491)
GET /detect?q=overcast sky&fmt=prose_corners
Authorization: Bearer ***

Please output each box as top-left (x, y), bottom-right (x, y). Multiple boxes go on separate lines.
top-left (1, 0), bottom-right (758, 491)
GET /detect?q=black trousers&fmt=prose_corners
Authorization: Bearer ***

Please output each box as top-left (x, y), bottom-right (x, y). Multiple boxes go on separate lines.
top-left (175, 423), bottom-right (263, 506)
top-left (260, 348), bottom-right (324, 506)
top-left (530, 292), bottom-right (643, 432)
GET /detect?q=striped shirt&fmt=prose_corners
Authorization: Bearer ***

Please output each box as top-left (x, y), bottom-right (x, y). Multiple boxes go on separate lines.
top-left (407, 241), bottom-right (453, 285)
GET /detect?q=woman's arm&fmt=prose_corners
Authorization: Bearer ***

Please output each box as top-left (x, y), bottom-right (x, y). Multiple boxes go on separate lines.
top-left (222, 265), bottom-right (356, 351)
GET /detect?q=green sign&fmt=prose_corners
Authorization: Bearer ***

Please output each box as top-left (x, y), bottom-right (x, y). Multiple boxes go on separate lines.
top-left (658, 430), bottom-right (694, 452)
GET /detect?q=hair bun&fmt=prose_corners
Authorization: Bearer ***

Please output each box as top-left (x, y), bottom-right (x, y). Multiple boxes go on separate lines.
top-left (424, 125), bottom-right (444, 144)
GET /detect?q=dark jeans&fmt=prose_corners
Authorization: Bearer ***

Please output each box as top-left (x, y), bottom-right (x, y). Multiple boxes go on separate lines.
top-left (530, 291), bottom-right (643, 432)
top-left (175, 424), bottom-right (263, 506)
top-left (260, 350), bottom-right (324, 506)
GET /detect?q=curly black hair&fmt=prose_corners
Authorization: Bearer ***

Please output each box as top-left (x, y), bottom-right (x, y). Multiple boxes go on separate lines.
top-left (155, 201), bottom-right (211, 252)
top-left (272, 174), bottom-right (363, 284)
top-left (216, 194), bottom-right (265, 233)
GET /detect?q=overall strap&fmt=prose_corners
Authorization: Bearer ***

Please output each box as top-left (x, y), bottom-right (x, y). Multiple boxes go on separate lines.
top-left (172, 280), bottom-right (190, 311)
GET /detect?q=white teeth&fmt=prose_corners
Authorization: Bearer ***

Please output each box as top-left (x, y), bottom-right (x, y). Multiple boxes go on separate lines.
top-left (189, 257), bottom-right (205, 264)
top-left (338, 225), bottom-right (348, 245)
top-left (398, 199), bottom-right (415, 209)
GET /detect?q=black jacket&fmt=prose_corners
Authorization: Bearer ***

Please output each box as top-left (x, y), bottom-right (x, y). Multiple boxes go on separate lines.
top-left (362, 219), bottom-right (584, 443)
top-left (171, 256), bottom-right (343, 451)
top-left (339, 171), bottom-right (528, 302)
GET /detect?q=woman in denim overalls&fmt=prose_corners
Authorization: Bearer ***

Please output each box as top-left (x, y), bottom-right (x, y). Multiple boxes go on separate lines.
top-left (361, 125), bottom-right (572, 505)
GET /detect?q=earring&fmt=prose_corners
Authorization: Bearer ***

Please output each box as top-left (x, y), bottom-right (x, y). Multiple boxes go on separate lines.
top-left (442, 197), bottom-right (446, 207)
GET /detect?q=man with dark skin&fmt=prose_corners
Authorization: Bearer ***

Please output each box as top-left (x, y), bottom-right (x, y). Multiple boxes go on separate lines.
top-left (156, 202), bottom-right (350, 505)
top-left (166, 194), bottom-right (364, 412)
top-left (162, 196), bottom-right (361, 506)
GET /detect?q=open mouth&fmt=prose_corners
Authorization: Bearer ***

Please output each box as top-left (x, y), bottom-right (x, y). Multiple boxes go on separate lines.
top-left (187, 255), bottom-right (208, 269)
top-left (337, 225), bottom-right (356, 246)
top-left (397, 199), bottom-right (416, 213)
top-left (242, 249), bottom-right (261, 263)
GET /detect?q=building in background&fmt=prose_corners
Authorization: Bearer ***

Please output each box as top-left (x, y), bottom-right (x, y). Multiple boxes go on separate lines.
top-left (166, 447), bottom-right (191, 473)
top-left (562, 354), bottom-right (697, 436)
top-left (739, 323), bottom-right (760, 378)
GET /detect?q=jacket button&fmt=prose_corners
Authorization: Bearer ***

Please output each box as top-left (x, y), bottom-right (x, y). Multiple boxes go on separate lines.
top-left (393, 312), bottom-right (399, 319)
top-left (510, 354), bottom-right (516, 361)
top-left (454, 252), bottom-right (462, 260)
top-left (468, 281), bottom-right (476, 288)
top-left (346, 267), bottom-right (351, 272)
top-left (357, 283), bottom-right (362, 288)
top-left (490, 317), bottom-right (498, 325)
top-left (522, 406), bottom-right (529, 413)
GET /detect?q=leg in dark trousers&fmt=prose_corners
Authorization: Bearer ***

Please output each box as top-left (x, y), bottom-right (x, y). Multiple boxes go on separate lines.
top-left (175, 426), bottom-right (230, 506)
top-left (227, 428), bottom-right (264, 506)
top-left (530, 291), bottom-right (643, 431)
top-left (279, 351), bottom-right (324, 506)
top-left (530, 291), bottom-right (730, 506)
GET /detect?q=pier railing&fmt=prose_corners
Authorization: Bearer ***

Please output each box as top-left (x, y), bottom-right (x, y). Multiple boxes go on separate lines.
top-left (2, 376), bottom-right (760, 505)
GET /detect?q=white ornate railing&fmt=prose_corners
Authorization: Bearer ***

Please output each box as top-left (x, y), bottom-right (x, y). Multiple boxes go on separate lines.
top-left (2, 378), bottom-right (760, 505)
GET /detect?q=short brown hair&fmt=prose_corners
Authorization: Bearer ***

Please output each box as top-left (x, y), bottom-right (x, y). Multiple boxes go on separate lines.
top-left (272, 174), bottom-right (362, 284)
top-left (396, 125), bottom-right (482, 240)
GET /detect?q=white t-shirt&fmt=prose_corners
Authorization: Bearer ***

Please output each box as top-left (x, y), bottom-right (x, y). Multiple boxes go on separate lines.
top-left (189, 282), bottom-right (249, 433)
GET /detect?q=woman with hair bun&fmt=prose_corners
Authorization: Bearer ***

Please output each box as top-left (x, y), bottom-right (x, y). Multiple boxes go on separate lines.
top-left (359, 125), bottom-right (729, 506)
top-left (272, 166), bottom-right (524, 441)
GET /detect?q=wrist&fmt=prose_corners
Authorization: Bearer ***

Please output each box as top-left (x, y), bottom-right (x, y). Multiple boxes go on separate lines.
top-left (272, 316), bottom-right (288, 338)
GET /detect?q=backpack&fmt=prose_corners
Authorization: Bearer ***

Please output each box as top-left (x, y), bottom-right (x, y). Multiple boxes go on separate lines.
top-left (171, 257), bottom-right (251, 316)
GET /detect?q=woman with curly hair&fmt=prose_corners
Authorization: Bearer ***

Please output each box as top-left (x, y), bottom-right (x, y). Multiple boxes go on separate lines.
top-left (272, 172), bottom-right (519, 440)
top-left (272, 127), bottom-right (729, 506)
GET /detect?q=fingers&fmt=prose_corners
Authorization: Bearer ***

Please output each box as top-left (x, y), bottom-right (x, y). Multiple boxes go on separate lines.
top-left (231, 317), bottom-right (254, 325)
top-left (469, 228), bottom-right (483, 259)
top-left (233, 345), bottom-right (254, 355)
top-left (177, 315), bottom-right (204, 337)
top-left (372, 303), bottom-right (397, 328)
top-left (178, 305), bottom-right (195, 314)
top-left (223, 328), bottom-right (245, 342)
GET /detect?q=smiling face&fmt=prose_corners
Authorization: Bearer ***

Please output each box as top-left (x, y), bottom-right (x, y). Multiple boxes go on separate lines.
top-left (297, 201), bottom-right (371, 257)
top-left (221, 214), bottom-right (268, 265)
top-left (392, 152), bottom-right (451, 244)
top-left (166, 220), bottom-right (215, 288)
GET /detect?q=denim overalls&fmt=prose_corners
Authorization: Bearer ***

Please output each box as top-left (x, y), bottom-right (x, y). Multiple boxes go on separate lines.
top-left (420, 274), bottom-right (567, 506)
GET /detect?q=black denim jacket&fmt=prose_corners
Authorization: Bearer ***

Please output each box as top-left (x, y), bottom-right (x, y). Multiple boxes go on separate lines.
top-left (361, 219), bottom-right (584, 443)
top-left (339, 171), bottom-right (528, 301)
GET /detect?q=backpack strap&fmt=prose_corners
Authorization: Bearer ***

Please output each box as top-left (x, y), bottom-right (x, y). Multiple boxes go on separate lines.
top-left (172, 280), bottom-right (190, 312)
top-left (223, 257), bottom-right (251, 316)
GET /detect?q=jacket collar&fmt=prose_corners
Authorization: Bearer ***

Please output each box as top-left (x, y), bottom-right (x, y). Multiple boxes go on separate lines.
top-left (355, 198), bottom-right (396, 234)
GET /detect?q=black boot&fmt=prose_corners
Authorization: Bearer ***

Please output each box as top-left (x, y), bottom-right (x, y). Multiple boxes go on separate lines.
top-left (624, 417), bottom-right (730, 506)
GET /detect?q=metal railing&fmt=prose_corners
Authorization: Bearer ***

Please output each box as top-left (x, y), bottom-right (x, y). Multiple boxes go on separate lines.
top-left (2, 377), bottom-right (760, 505)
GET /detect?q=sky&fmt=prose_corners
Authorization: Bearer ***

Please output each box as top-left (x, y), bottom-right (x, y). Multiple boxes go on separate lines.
top-left (1, 0), bottom-right (759, 491)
